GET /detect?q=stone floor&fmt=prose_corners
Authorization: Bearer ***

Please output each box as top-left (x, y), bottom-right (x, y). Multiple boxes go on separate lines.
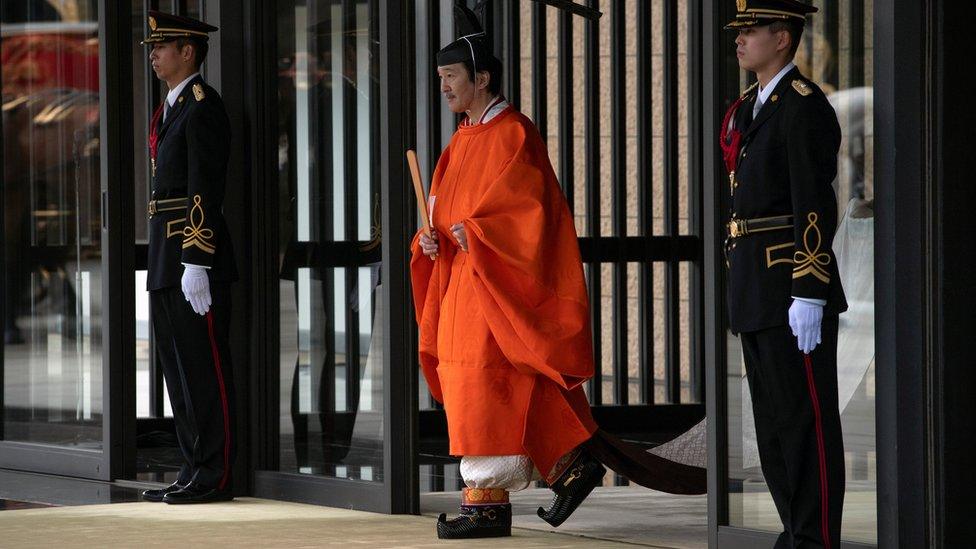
top-left (0, 468), bottom-right (707, 548)
top-left (0, 469), bottom-right (876, 547)
top-left (0, 498), bottom-right (651, 548)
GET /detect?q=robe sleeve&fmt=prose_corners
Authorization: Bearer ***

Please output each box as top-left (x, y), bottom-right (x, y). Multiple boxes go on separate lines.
top-left (463, 131), bottom-right (594, 390)
top-left (409, 145), bottom-right (452, 403)
top-left (410, 231), bottom-right (448, 403)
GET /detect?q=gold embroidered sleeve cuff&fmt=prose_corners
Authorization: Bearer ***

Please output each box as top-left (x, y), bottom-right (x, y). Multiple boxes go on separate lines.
top-left (792, 212), bottom-right (830, 284)
top-left (181, 194), bottom-right (216, 255)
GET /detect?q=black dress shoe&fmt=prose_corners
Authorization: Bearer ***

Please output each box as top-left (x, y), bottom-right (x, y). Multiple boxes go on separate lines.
top-left (162, 482), bottom-right (233, 504)
top-left (537, 451), bottom-right (606, 527)
top-left (436, 503), bottom-right (511, 539)
top-left (141, 482), bottom-right (185, 502)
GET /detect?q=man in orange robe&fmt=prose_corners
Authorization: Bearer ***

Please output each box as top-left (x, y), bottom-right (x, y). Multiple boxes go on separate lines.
top-left (410, 1), bottom-right (607, 539)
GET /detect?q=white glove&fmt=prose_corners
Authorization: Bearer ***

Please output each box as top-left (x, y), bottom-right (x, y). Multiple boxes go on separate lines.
top-left (788, 298), bottom-right (823, 354)
top-left (181, 264), bottom-right (212, 316)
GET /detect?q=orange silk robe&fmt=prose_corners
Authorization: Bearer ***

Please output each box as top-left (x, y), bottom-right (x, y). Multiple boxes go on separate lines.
top-left (410, 106), bottom-right (597, 478)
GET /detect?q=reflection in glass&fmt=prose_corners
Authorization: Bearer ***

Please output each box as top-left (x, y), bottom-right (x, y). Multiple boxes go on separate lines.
top-left (726, 0), bottom-right (877, 544)
top-left (2, 2), bottom-right (103, 449)
top-left (276, 1), bottom-right (382, 481)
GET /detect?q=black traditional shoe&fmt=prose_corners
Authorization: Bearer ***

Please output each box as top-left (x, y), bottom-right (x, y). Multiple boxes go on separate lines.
top-left (436, 504), bottom-right (512, 539)
top-left (141, 482), bottom-right (185, 502)
top-left (537, 451), bottom-right (606, 527)
top-left (162, 481), bottom-right (233, 504)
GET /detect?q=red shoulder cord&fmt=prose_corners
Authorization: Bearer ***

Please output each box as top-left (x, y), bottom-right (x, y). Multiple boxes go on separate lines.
top-left (148, 101), bottom-right (165, 169)
top-left (719, 95), bottom-right (747, 174)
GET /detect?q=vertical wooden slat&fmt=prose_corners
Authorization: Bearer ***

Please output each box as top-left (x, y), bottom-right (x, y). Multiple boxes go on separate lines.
top-left (688, 0), bottom-right (705, 403)
top-left (531, 1), bottom-right (548, 140)
top-left (584, 0), bottom-right (602, 405)
top-left (558, 9), bottom-right (574, 211)
top-left (611, 0), bottom-right (628, 406)
top-left (664, 0), bottom-right (681, 403)
top-left (637, 0), bottom-right (655, 404)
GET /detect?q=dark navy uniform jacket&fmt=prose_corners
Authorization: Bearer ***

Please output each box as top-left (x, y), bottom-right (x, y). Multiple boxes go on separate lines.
top-left (148, 74), bottom-right (237, 291)
top-left (725, 66), bottom-right (848, 334)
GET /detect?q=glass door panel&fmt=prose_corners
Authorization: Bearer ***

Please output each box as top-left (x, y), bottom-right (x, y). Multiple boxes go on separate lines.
top-left (1, 1), bottom-right (106, 472)
top-left (276, 0), bottom-right (382, 482)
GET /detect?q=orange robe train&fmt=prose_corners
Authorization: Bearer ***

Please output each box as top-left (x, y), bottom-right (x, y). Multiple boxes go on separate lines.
top-left (410, 106), bottom-right (597, 479)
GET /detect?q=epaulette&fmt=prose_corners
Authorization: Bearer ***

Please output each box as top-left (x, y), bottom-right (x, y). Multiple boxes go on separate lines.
top-left (193, 83), bottom-right (206, 102)
top-left (791, 79), bottom-right (813, 97)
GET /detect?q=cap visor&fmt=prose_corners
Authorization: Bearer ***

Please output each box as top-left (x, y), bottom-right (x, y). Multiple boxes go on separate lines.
top-left (723, 19), bottom-right (773, 30)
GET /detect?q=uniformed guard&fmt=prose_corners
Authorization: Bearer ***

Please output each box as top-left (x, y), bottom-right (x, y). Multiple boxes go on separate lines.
top-left (721, 1), bottom-right (847, 546)
top-left (139, 11), bottom-right (238, 504)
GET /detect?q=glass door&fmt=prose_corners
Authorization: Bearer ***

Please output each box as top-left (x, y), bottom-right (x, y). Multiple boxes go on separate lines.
top-left (277, 0), bottom-right (382, 480)
top-left (256, 0), bottom-right (390, 508)
top-left (0, 0), bottom-right (110, 478)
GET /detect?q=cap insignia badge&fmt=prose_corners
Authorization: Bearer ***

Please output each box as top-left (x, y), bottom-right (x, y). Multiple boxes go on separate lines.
top-left (149, 16), bottom-right (157, 31)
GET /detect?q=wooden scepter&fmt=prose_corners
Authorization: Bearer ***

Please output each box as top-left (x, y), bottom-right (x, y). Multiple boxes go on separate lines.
top-left (406, 150), bottom-right (436, 259)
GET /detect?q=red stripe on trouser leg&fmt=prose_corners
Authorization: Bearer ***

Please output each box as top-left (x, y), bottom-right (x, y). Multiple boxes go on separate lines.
top-left (206, 311), bottom-right (232, 491)
top-left (803, 353), bottom-right (831, 549)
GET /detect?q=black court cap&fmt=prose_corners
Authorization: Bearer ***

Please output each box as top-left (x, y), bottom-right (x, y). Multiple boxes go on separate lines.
top-left (724, 0), bottom-right (817, 30)
top-left (435, 0), bottom-right (497, 75)
top-left (142, 10), bottom-right (218, 44)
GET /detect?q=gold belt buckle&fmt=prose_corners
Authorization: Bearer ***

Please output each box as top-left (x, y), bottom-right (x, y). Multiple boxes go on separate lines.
top-left (728, 219), bottom-right (746, 238)
top-left (147, 201), bottom-right (157, 218)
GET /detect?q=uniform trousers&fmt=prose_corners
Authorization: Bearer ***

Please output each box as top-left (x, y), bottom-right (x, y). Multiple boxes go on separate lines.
top-left (151, 283), bottom-right (236, 490)
top-left (741, 317), bottom-right (844, 549)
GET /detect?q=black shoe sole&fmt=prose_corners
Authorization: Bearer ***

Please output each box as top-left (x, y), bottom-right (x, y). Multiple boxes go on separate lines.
top-left (436, 512), bottom-right (512, 539)
top-left (436, 525), bottom-right (511, 539)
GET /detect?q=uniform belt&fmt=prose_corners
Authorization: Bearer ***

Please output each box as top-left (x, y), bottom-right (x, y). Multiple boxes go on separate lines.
top-left (147, 197), bottom-right (187, 218)
top-left (726, 215), bottom-right (793, 238)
